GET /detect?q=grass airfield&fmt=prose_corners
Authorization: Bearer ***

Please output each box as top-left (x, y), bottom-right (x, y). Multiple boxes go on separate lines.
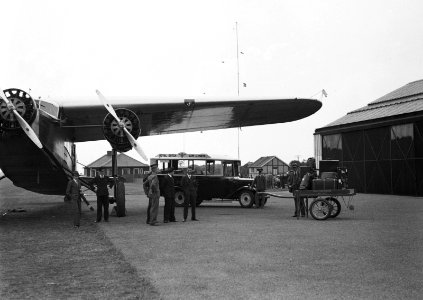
top-left (1, 179), bottom-right (422, 299)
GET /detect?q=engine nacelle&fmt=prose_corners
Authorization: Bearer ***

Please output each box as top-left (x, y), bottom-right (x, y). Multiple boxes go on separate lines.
top-left (102, 108), bottom-right (141, 152)
top-left (0, 88), bottom-right (37, 130)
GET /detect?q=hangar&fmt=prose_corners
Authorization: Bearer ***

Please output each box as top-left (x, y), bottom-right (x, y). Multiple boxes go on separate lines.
top-left (314, 79), bottom-right (423, 196)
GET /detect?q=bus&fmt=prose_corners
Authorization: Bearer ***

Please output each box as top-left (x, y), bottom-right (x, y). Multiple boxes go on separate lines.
top-left (150, 153), bottom-right (259, 208)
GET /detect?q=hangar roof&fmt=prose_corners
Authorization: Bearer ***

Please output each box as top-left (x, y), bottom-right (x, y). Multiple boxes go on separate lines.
top-left (317, 79), bottom-right (423, 131)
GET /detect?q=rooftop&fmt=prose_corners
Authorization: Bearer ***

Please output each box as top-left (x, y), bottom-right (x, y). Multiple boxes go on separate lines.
top-left (317, 79), bottom-right (423, 130)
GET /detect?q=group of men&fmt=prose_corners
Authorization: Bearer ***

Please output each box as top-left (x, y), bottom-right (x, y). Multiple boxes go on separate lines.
top-left (66, 161), bottom-right (306, 228)
top-left (66, 164), bottom-right (200, 228)
top-left (65, 168), bottom-right (114, 228)
top-left (143, 164), bottom-right (199, 226)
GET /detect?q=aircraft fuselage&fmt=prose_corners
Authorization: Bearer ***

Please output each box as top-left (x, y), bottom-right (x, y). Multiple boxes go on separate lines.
top-left (0, 110), bottom-right (74, 195)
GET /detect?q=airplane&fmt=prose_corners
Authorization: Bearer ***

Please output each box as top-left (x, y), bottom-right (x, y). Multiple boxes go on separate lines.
top-left (0, 87), bottom-right (322, 215)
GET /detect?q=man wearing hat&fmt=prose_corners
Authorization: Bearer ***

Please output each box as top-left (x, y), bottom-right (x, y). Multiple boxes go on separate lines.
top-left (160, 167), bottom-right (176, 223)
top-left (144, 164), bottom-right (160, 225)
top-left (181, 166), bottom-right (199, 222)
top-left (287, 162), bottom-right (305, 217)
top-left (253, 168), bottom-right (266, 208)
top-left (66, 171), bottom-right (82, 228)
top-left (90, 167), bottom-right (114, 223)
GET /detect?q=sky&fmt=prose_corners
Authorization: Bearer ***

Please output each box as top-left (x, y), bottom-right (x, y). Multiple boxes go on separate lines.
top-left (2, 0), bottom-right (423, 171)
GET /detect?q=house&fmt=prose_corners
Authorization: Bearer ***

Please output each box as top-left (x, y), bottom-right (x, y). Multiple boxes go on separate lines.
top-left (315, 79), bottom-right (423, 195)
top-left (240, 161), bottom-right (253, 178)
top-left (84, 151), bottom-right (149, 182)
top-left (248, 156), bottom-right (289, 178)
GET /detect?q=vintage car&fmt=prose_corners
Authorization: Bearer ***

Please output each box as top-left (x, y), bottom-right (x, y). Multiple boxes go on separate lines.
top-left (150, 153), bottom-right (258, 208)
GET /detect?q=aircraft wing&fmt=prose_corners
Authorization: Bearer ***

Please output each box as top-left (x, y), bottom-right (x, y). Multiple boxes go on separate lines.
top-left (58, 96), bottom-right (322, 142)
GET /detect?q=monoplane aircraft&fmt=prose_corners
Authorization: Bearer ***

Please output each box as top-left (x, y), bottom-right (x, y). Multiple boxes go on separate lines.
top-left (0, 87), bottom-right (321, 214)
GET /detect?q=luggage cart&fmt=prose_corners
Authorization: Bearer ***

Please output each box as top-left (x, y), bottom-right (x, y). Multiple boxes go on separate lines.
top-left (294, 189), bottom-right (356, 220)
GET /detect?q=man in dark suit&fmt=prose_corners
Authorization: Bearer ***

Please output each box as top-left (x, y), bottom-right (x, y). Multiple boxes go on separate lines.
top-left (161, 167), bottom-right (176, 223)
top-left (181, 167), bottom-right (199, 222)
top-left (66, 171), bottom-right (82, 228)
top-left (90, 168), bottom-right (114, 223)
top-left (287, 162), bottom-right (305, 217)
top-left (253, 168), bottom-right (266, 208)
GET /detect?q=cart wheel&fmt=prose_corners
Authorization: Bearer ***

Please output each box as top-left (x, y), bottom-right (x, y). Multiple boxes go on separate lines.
top-left (309, 198), bottom-right (332, 220)
top-left (326, 197), bottom-right (341, 218)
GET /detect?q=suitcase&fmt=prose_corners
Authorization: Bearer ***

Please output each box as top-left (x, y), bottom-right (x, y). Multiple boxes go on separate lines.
top-left (319, 160), bottom-right (339, 173)
top-left (320, 172), bottom-right (338, 180)
top-left (312, 178), bottom-right (338, 190)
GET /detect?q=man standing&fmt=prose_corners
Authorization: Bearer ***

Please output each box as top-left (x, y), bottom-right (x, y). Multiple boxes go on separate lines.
top-left (161, 167), bottom-right (176, 223)
top-left (253, 168), bottom-right (266, 208)
top-left (66, 171), bottom-right (82, 228)
top-left (181, 167), bottom-right (198, 222)
top-left (91, 168), bottom-right (114, 223)
top-left (144, 164), bottom-right (160, 226)
top-left (287, 162), bottom-right (305, 217)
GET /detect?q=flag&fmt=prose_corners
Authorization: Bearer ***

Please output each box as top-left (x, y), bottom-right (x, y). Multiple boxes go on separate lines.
top-left (322, 89), bottom-right (328, 97)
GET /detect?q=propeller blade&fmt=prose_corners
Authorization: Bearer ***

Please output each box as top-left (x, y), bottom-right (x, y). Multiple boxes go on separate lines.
top-left (96, 90), bottom-right (120, 123)
top-left (0, 88), bottom-right (43, 149)
top-left (12, 110), bottom-right (43, 149)
top-left (96, 89), bottom-right (148, 161)
top-left (122, 127), bottom-right (148, 161)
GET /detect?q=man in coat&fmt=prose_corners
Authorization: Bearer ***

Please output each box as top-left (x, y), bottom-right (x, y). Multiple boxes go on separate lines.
top-left (181, 167), bottom-right (199, 222)
top-left (143, 164), bottom-right (160, 226)
top-left (253, 168), bottom-right (266, 208)
top-left (161, 167), bottom-right (176, 223)
top-left (90, 168), bottom-right (114, 223)
top-left (66, 171), bottom-right (82, 228)
top-left (287, 162), bottom-right (305, 217)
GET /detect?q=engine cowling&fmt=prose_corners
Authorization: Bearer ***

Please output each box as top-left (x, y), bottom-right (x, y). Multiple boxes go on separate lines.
top-left (102, 108), bottom-right (141, 152)
top-left (0, 88), bottom-right (37, 130)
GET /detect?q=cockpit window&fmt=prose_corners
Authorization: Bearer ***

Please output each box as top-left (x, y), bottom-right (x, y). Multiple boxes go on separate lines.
top-left (39, 100), bottom-right (60, 119)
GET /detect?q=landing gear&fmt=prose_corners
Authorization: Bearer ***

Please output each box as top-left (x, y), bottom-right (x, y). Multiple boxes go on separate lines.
top-left (111, 149), bottom-right (126, 217)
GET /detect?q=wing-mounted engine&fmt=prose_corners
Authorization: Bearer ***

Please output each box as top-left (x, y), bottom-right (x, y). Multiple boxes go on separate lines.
top-left (102, 108), bottom-right (141, 152)
top-left (0, 88), bottom-right (37, 130)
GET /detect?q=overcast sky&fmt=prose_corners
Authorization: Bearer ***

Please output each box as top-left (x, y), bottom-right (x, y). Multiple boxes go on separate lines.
top-left (2, 0), bottom-right (423, 170)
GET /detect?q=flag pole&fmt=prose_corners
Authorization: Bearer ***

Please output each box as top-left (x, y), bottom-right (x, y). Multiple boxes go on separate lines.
top-left (236, 21), bottom-right (240, 97)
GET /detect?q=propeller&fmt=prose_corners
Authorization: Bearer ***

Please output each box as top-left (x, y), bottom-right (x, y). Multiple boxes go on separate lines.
top-left (96, 90), bottom-right (148, 161)
top-left (0, 88), bottom-right (43, 149)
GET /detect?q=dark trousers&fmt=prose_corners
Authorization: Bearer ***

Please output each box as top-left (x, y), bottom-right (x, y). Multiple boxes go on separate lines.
top-left (96, 195), bottom-right (109, 221)
top-left (73, 199), bottom-right (81, 226)
top-left (255, 191), bottom-right (265, 208)
top-left (164, 196), bottom-right (176, 222)
top-left (183, 190), bottom-right (196, 220)
top-left (294, 197), bottom-right (306, 216)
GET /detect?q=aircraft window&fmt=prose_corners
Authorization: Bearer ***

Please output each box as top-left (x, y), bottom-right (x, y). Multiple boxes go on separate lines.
top-left (39, 100), bottom-right (60, 119)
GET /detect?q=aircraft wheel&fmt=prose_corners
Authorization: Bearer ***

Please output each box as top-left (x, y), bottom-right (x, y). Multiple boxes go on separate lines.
top-left (115, 180), bottom-right (126, 217)
top-left (309, 198), bottom-right (332, 220)
top-left (326, 197), bottom-right (341, 218)
top-left (239, 190), bottom-right (254, 208)
top-left (174, 190), bottom-right (185, 207)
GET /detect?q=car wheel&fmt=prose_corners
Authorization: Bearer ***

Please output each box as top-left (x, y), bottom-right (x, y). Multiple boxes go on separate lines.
top-left (239, 190), bottom-right (254, 208)
top-left (174, 190), bottom-right (185, 207)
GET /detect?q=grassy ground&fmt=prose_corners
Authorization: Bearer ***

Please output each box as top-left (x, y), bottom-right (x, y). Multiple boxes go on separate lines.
top-left (0, 180), bottom-right (160, 300)
top-left (2, 180), bottom-right (423, 299)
